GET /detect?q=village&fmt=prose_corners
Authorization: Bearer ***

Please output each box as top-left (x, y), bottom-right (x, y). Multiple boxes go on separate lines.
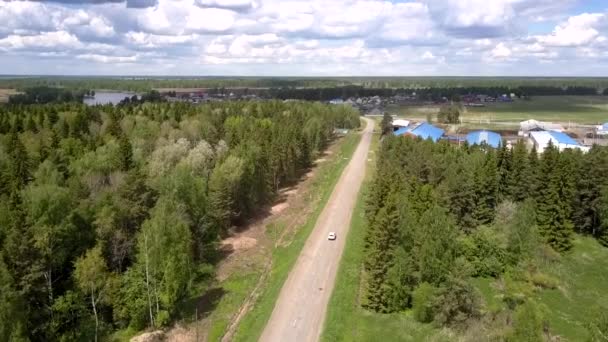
top-left (389, 117), bottom-right (608, 153)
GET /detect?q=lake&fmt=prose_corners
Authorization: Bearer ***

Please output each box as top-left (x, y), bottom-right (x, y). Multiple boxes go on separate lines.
top-left (84, 91), bottom-right (137, 105)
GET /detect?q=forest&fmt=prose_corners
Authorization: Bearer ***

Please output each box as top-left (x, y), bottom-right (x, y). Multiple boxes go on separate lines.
top-left (0, 99), bottom-right (359, 341)
top-left (363, 130), bottom-right (608, 339)
top-left (269, 85), bottom-right (603, 101)
top-left (2, 76), bottom-right (608, 93)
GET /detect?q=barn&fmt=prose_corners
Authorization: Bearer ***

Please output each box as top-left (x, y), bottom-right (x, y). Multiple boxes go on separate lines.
top-left (466, 130), bottom-right (502, 148)
top-left (529, 130), bottom-right (590, 153)
top-left (394, 122), bottom-right (444, 142)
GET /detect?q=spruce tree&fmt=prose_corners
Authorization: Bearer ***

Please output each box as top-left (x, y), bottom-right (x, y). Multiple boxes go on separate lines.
top-left (508, 140), bottom-right (529, 201)
top-left (536, 143), bottom-right (573, 252)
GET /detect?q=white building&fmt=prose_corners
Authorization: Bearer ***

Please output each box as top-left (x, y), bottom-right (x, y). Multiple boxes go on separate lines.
top-left (519, 119), bottom-right (565, 136)
top-left (529, 131), bottom-right (590, 153)
top-left (392, 119), bottom-right (410, 129)
top-left (595, 122), bottom-right (608, 135)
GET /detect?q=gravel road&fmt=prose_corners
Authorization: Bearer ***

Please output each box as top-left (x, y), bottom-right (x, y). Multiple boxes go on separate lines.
top-left (259, 118), bottom-right (374, 342)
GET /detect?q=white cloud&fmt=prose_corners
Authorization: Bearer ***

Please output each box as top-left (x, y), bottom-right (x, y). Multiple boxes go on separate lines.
top-left (534, 13), bottom-right (606, 47)
top-left (0, 31), bottom-right (82, 51)
top-left (77, 53), bottom-right (138, 63)
top-left (0, 0), bottom-right (607, 75)
top-left (185, 7), bottom-right (236, 33)
top-left (195, 0), bottom-right (260, 11)
top-left (490, 42), bottom-right (512, 59)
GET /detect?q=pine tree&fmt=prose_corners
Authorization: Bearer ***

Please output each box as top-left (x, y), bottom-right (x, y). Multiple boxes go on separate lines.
top-left (536, 143), bottom-right (573, 252)
top-left (364, 192), bottom-right (401, 312)
top-left (117, 134), bottom-right (134, 171)
top-left (6, 133), bottom-right (31, 190)
top-left (496, 142), bottom-right (512, 198)
top-left (508, 140), bottom-right (530, 202)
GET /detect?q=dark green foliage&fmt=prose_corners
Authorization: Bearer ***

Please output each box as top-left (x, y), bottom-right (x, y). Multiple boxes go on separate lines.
top-left (380, 112), bottom-right (393, 135)
top-left (437, 105), bottom-right (460, 124)
top-left (0, 100), bottom-right (359, 339)
top-left (431, 275), bottom-right (482, 328)
top-left (536, 143), bottom-right (574, 252)
top-left (363, 129), bottom-right (608, 333)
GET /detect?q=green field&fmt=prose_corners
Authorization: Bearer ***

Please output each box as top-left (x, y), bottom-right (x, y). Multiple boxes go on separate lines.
top-left (388, 96), bottom-right (608, 124)
top-left (474, 237), bottom-right (608, 341)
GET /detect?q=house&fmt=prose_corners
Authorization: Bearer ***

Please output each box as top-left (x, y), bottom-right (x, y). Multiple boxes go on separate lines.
top-left (466, 130), bottom-right (502, 148)
top-left (394, 122), bottom-right (445, 142)
top-left (392, 119), bottom-right (410, 130)
top-left (329, 98), bottom-right (344, 105)
top-left (519, 119), bottom-right (565, 136)
top-left (529, 131), bottom-right (590, 153)
top-left (595, 122), bottom-right (608, 135)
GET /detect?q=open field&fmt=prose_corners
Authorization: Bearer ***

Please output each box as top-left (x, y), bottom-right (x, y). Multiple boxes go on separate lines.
top-left (387, 96), bottom-right (608, 125)
top-left (0, 88), bottom-right (19, 102)
top-left (321, 129), bottom-right (450, 342)
top-left (475, 237), bottom-right (608, 341)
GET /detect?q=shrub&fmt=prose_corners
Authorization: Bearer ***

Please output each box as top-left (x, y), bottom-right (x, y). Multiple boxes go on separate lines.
top-left (432, 277), bottom-right (482, 328)
top-left (587, 306), bottom-right (608, 342)
top-left (510, 301), bottom-right (544, 342)
top-left (412, 282), bottom-right (437, 323)
top-left (528, 272), bottom-right (559, 290)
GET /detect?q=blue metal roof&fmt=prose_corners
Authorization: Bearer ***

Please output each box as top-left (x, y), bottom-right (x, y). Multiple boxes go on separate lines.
top-left (548, 130), bottom-right (579, 145)
top-left (602, 122), bottom-right (608, 130)
top-left (466, 130), bottom-right (501, 148)
top-left (394, 122), bottom-right (444, 142)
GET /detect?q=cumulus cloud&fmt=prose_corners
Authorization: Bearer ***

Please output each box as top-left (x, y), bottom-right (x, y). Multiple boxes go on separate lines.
top-left (534, 13), bottom-right (606, 47)
top-left (77, 53), bottom-right (138, 63)
top-left (194, 0), bottom-right (259, 12)
top-left (0, 0), bottom-right (607, 75)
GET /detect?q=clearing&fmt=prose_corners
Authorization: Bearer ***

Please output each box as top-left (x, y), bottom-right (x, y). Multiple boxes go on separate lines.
top-left (0, 88), bottom-right (19, 103)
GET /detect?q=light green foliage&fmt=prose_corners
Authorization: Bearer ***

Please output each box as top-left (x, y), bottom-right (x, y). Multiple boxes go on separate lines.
top-left (134, 197), bottom-right (193, 327)
top-left (460, 226), bottom-right (507, 277)
top-left (412, 283), bottom-right (437, 323)
top-left (437, 105), bottom-right (460, 124)
top-left (510, 301), bottom-right (544, 342)
top-left (0, 100), bottom-right (359, 339)
top-left (587, 307), bottom-right (608, 342)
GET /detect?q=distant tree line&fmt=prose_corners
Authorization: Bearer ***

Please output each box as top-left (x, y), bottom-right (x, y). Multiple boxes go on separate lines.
top-left (2, 76), bottom-right (608, 92)
top-left (0, 100), bottom-right (360, 341)
top-left (267, 85), bottom-right (602, 101)
top-left (8, 86), bottom-right (91, 105)
top-left (363, 136), bottom-right (608, 337)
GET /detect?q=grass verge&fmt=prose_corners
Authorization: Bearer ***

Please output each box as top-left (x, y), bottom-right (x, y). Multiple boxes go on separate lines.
top-left (321, 131), bottom-right (448, 342)
top-left (213, 130), bottom-right (363, 342)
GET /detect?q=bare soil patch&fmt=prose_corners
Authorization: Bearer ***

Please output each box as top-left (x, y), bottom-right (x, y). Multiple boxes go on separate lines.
top-left (0, 89), bottom-right (19, 103)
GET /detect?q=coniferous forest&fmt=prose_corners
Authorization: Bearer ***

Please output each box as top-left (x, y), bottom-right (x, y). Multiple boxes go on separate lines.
top-left (0, 100), bottom-right (359, 341)
top-left (364, 135), bottom-right (608, 336)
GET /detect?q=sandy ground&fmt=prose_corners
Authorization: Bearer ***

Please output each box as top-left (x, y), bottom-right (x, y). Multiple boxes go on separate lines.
top-left (259, 118), bottom-right (374, 342)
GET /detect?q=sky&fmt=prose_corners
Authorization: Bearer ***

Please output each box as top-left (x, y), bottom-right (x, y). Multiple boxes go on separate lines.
top-left (0, 0), bottom-right (608, 76)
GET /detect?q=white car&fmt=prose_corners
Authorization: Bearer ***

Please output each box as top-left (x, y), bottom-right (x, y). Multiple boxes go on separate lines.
top-left (327, 232), bottom-right (337, 240)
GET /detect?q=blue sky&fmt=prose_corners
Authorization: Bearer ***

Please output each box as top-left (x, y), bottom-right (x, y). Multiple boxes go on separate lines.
top-left (0, 0), bottom-right (607, 76)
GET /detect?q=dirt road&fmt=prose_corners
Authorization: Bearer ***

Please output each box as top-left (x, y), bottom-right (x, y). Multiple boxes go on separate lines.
top-left (259, 118), bottom-right (374, 342)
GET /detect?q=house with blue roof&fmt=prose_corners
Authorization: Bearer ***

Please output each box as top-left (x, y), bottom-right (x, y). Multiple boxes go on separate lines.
top-left (530, 130), bottom-right (590, 153)
top-left (466, 130), bottom-right (502, 148)
top-left (394, 122), bottom-right (445, 142)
